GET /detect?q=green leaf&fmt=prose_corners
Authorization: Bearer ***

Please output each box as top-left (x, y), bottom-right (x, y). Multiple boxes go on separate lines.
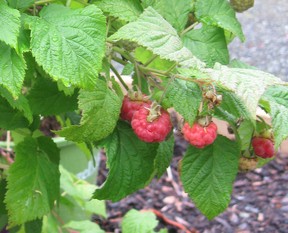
top-left (7, 0), bottom-right (34, 10)
top-left (180, 135), bottom-right (240, 220)
top-left (122, 209), bottom-right (158, 233)
top-left (0, 179), bottom-right (7, 215)
top-left (24, 219), bottom-right (42, 233)
top-left (214, 89), bottom-right (252, 124)
top-left (60, 166), bottom-right (107, 218)
top-left (41, 214), bottom-right (59, 233)
top-left (93, 121), bottom-right (158, 201)
top-left (262, 85), bottom-right (288, 148)
top-left (64, 220), bottom-right (104, 233)
top-left (95, 0), bottom-right (143, 22)
top-left (30, 4), bottom-right (106, 89)
top-left (27, 77), bottom-right (78, 116)
top-left (228, 59), bottom-right (257, 69)
top-left (0, 96), bottom-right (29, 130)
top-left (183, 25), bottom-right (229, 67)
top-left (203, 64), bottom-right (283, 118)
top-left (58, 79), bottom-right (122, 142)
top-left (154, 135), bottom-right (174, 178)
top-left (109, 7), bottom-right (205, 69)
top-left (0, 86), bottom-right (33, 123)
top-left (0, 42), bottom-right (26, 98)
top-left (5, 136), bottom-right (60, 226)
top-left (152, 0), bottom-right (192, 32)
top-left (0, 1), bottom-right (20, 48)
top-left (238, 120), bottom-right (254, 150)
top-left (195, 0), bottom-right (245, 42)
top-left (135, 47), bottom-right (174, 71)
top-left (165, 79), bottom-right (202, 125)
top-left (121, 63), bottom-right (135, 75)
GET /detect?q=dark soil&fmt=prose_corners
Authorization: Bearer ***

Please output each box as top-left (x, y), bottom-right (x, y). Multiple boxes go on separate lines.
top-left (96, 132), bottom-right (288, 233)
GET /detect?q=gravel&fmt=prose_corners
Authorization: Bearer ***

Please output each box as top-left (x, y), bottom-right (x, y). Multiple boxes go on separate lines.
top-left (229, 0), bottom-right (288, 81)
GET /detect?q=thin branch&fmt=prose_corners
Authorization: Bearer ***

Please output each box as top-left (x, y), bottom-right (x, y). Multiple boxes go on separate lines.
top-left (112, 56), bottom-right (128, 66)
top-left (180, 22), bottom-right (199, 37)
top-left (110, 64), bottom-right (129, 91)
top-left (143, 54), bottom-right (158, 67)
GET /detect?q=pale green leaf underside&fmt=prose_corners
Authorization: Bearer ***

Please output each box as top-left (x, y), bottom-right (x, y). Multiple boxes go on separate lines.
top-left (204, 64), bottom-right (283, 118)
top-left (30, 4), bottom-right (106, 89)
top-left (95, 0), bottom-right (143, 22)
top-left (0, 1), bottom-right (20, 48)
top-left (109, 7), bottom-right (205, 69)
top-left (181, 136), bottom-right (240, 220)
top-left (5, 137), bottom-right (60, 226)
top-left (60, 166), bottom-right (107, 218)
top-left (122, 209), bottom-right (158, 233)
top-left (262, 85), bottom-right (288, 148)
top-left (64, 221), bottom-right (104, 233)
top-left (58, 79), bottom-right (122, 142)
top-left (153, 0), bottom-right (192, 32)
top-left (195, 0), bottom-right (245, 41)
top-left (0, 42), bottom-right (26, 98)
top-left (165, 79), bottom-right (202, 125)
top-left (183, 25), bottom-right (229, 67)
top-left (93, 121), bottom-right (158, 201)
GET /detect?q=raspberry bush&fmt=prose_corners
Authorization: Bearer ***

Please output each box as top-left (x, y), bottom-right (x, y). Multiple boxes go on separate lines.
top-left (0, 0), bottom-right (288, 231)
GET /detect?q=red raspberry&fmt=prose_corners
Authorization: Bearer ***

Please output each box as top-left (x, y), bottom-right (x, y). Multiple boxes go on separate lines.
top-left (182, 122), bottom-right (217, 148)
top-left (120, 95), bottom-right (151, 121)
top-left (252, 137), bottom-right (275, 158)
top-left (131, 105), bottom-right (172, 143)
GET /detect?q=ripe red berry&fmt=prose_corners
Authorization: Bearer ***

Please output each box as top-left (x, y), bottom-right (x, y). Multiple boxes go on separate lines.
top-left (120, 95), bottom-right (151, 121)
top-left (182, 122), bottom-right (217, 148)
top-left (131, 105), bottom-right (172, 143)
top-left (252, 137), bottom-right (275, 158)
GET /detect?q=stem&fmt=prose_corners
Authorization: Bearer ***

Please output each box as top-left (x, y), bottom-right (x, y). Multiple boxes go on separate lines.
top-left (6, 131), bottom-right (11, 152)
top-left (134, 62), bottom-right (142, 90)
top-left (112, 56), bottom-right (128, 66)
top-left (112, 47), bottom-right (135, 63)
top-left (144, 54), bottom-right (158, 67)
top-left (0, 163), bottom-right (9, 170)
top-left (35, 0), bottom-right (55, 5)
top-left (158, 75), bottom-right (175, 104)
top-left (66, 0), bottom-right (71, 7)
top-left (106, 17), bottom-right (111, 37)
top-left (180, 22), bottom-right (199, 37)
top-left (110, 64), bottom-right (129, 91)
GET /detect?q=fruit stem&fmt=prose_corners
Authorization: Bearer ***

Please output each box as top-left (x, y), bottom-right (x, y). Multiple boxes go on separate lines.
top-left (110, 64), bottom-right (129, 91)
top-left (134, 62), bottom-right (142, 91)
top-left (180, 22), bottom-right (199, 37)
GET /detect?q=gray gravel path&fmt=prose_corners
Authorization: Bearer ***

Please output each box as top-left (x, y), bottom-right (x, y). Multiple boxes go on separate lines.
top-left (229, 0), bottom-right (288, 81)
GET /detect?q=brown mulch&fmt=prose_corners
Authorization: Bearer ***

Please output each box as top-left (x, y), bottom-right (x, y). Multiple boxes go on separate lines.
top-left (96, 134), bottom-right (288, 233)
